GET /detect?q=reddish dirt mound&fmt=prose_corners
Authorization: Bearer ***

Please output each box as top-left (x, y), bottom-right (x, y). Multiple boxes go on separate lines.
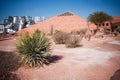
top-left (17, 12), bottom-right (96, 35)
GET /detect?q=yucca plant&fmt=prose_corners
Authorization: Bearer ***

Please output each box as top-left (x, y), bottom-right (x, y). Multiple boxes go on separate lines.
top-left (16, 30), bottom-right (51, 67)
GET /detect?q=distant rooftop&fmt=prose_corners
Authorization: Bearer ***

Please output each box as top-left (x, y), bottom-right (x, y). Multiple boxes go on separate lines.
top-left (112, 16), bottom-right (120, 23)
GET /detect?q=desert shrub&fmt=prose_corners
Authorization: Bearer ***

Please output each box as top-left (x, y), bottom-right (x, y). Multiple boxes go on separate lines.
top-left (80, 29), bottom-right (87, 34)
top-left (116, 27), bottom-right (120, 33)
top-left (53, 30), bottom-right (70, 44)
top-left (76, 30), bottom-right (83, 35)
top-left (70, 31), bottom-right (76, 34)
top-left (112, 31), bottom-right (118, 36)
top-left (16, 30), bottom-right (51, 67)
top-left (71, 29), bottom-right (87, 35)
top-left (66, 35), bottom-right (81, 48)
top-left (71, 31), bottom-right (81, 35)
top-left (104, 29), bottom-right (111, 35)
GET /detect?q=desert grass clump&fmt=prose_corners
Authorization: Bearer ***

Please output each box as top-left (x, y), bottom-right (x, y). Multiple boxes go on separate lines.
top-left (53, 30), bottom-right (70, 44)
top-left (112, 31), bottom-right (119, 36)
top-left (66, 35), bottom-right (81, 48)
top-left (16, 30), bottom-right (51, 67)
top-left (104, 29), bottom-right (111, 35)
top-left (71, 29), bottom-right (87, 35)
top-left (116, 26), bottom-right (120, 33)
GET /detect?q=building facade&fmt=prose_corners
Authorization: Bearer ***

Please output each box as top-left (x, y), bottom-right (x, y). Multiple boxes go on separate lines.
top-left (96, 16), bottom-right (120, 32)
top-left (0, 24), bottom-right (4, 33)
top-left (2, 16), bottom-right (41, 33)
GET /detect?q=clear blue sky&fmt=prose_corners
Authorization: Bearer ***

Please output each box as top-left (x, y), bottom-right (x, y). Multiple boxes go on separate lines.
top-left (0, 0), bottom-right (120, 22)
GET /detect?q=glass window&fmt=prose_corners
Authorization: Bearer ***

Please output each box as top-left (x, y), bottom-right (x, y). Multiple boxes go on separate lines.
top-left (99, 24), bottom-right (101, 27)
top-left (106, 23), bottom-right (109, 26)
top-left (102, 23), bottom-right (104, 26)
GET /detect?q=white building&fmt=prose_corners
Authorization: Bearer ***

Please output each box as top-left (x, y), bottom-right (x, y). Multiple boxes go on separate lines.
top-left (18, 16), bottom-right (24, 30)
top-left (33, 16), bottom-right (41, 23)
top-left (0, 24), bottom-right (4, 33)
top-left (13, 17), bottom-right (17, 23)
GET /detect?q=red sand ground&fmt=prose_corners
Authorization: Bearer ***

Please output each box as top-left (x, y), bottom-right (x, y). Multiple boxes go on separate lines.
top-left (0, 36), bottom-right (120, 80)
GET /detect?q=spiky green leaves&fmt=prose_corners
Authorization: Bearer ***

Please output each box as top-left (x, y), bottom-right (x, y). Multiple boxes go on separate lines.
top-left (17, 30), bottom-right (51, 67)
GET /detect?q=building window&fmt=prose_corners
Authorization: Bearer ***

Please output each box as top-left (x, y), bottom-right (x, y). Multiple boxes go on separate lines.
top-left (102, 23), bottom-right (104, 26)
top-left (95, 24), bottom-right (98, 26)
top-left (115, 26), bottom-right (118, 28)
top-left (0, 25), bottom-right (4, 32)
top-left (99, 24), bottom-right (101, 27)
top-left (106, 23), bottom-right (109, 26)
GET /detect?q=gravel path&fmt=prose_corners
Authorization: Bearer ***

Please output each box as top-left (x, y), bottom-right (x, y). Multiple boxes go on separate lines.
top-left (53, 48), bottom-right (118, 66)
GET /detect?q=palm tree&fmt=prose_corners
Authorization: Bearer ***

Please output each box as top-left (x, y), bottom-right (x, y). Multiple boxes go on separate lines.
top-left (88, 11), bottom-right (112, 33)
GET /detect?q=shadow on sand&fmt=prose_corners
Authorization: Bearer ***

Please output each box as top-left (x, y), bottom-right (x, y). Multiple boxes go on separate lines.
top-left (0, 37), bottom-right (14, 41)
top-left (0, 50), bottom-right (63, 79)
top-left (0, 51), bottom-right (21, 80)
top-left (110, 69), bottom-right (120, 80)
top-left (0, 33), bottom-right (17, 41)
top-left (49, 55), bottom-right (63, 64)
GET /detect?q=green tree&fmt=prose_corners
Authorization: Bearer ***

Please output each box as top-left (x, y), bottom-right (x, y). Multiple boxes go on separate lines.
top-left (88, 11), bottom-right (112, 32)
